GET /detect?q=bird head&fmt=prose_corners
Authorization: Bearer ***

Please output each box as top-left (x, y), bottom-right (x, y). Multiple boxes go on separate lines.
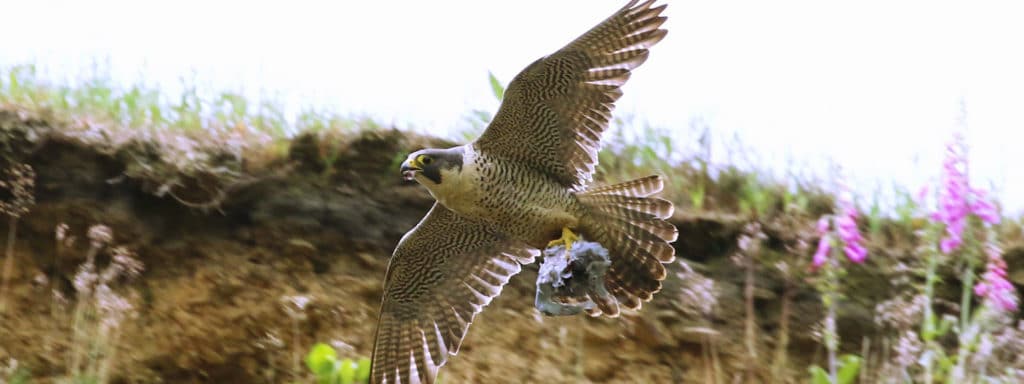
top-left (400, 148), bottom-right (463, 185)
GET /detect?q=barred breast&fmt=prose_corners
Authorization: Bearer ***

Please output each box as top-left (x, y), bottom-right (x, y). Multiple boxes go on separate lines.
top-left (457, 145), bottom-right (581, 248)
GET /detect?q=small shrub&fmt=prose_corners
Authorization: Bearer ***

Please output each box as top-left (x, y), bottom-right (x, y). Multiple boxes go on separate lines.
top-left (305, 343), bottom-right (371, 384)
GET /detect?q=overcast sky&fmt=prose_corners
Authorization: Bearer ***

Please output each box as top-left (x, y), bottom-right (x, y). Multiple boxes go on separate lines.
top-left (3, 0), bottom-right (1023, 215)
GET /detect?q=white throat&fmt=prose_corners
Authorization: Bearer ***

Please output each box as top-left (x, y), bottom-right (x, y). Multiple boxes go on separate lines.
top-left (420, 146), bottom-right (479, 213)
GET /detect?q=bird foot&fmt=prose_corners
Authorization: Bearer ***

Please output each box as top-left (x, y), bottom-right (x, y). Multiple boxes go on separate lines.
top-left (547, 227), bottom-right (580, 259)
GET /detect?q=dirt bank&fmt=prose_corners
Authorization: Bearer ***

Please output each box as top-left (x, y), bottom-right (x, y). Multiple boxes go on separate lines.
top-left (0, 108), bottom-right (1018, 383)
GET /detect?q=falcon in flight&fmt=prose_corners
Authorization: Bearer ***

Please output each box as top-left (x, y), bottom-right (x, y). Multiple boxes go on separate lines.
top-left (371, 1), bottom-right (675, 383)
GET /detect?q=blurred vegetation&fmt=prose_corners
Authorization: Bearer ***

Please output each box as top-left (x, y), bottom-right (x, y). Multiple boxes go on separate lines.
top-left (305, 343), bottom-right (370, 384)
top-left (2, 63), bottom-right (1016, 229)
top-left (1, 64), bottom-right (287, 136)
top-left (0, 63), bottom-right (841, 221)
top-left (3, 62), bottom-right (1023, 384)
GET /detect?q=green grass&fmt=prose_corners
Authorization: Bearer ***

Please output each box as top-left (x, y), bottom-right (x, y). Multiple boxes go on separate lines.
top-left (0, 62), bottom-right (1012, 226)
top-left (1, 62), bottom-right (840, 221)
top-left (1, 64), bottom-right (289, 137)
top-left (4, 61), bottom-right (1016, 230)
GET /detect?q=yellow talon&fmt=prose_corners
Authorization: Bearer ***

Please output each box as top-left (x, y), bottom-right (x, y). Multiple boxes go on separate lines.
top-left (547, 227), bottom-right (580, 253)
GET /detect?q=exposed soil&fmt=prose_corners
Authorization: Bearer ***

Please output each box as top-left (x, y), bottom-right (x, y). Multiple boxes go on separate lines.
top-left (0, 109), bottom-right (1020, 383)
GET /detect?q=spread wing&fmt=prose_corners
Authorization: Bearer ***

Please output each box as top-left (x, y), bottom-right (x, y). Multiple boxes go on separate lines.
top-left (473, 0), bottom-right (668, 188)
top-left (370, 203), bottom-right (538, 384)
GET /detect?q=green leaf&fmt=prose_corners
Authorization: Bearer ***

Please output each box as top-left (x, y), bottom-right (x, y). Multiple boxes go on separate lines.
top-left (923, 311), bottom-right (937, 341)
top-left (690, 185), bottom-right (706, 211)
top-left (7, 366), bottom-right (32, 384)
top-left (808, 365), bottom-right (831, 384)
top-left (356, 358), bottom-right (372, 383)
top-left (471, 109), bottom-right (492, 124)
top-left (739, 200), bottom-right (751, 217)
top-left (836, 355), bottom-right (862, 384)
top-left (487, 71), bottom-right (504, 101)
top-left (339, 358), bottom-right (356, 384)
top-left (306, 343), bottom-right (339, 377)
top-left (936, 314), bottom-right (954, 337)
top-left (938, 350), bottom-right (954, 372)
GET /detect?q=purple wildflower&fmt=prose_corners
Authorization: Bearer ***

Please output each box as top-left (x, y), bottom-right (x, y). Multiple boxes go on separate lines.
top-left (974, 246), bottom-right (1018, 312)
top-left (974, 260), bottom-right (1015, 313)
top-left (836, 193), bottom-right (867, 263)
top-left (811, 190), bottom-right (867, 269)
top-left (932, 134), bottom-right (1001, 254)
top-left (816, 216), bottom-right (830, 234)
top-left (812, 217), bottom-right (832, 269)
top-left (935, 136), bottom-right (969, 253)
top-left (968, 188), bottom-right (1000, 224)
top-left (844, 243), bottom-right (868, 264)
top-left (812, 234), bottom-right (831, 269)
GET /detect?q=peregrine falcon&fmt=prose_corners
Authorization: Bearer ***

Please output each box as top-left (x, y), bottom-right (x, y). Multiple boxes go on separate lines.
top-left (371, 1), bottom-right (674, 383)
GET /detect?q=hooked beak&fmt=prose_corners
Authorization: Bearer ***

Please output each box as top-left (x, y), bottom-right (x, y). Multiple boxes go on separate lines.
top-left (400, 159), bottom-right (422, 181)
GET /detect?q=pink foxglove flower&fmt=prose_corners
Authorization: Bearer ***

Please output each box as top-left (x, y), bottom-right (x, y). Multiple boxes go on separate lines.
top-left (811, 189), bottom-right (867, 269)
top-left (932, 134), bottom-right (1001, 254)
top-left (974, 244), bottom-right (1018, 312)
top-left (843, 243), bottom-right (868, 264)
top-left (836, 192), bottom-right (867, 264)
top-left (816, 216), bottom-right (830, 234)
top-left (812, 234), bottom-right (831, 268)
top-left (935, 136), bottom-right (969, 253)
top-left (968, 188), bottom-right (1000, 224)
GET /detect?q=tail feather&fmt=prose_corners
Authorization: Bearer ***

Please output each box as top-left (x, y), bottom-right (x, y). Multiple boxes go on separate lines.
top-left (578, 194), bottom-right (675, 219)
top-left (577, 175), bottom-right (678, 316)
top-left (593, 221), bottom-right (668, 279)
top-left (605, 279), bottom-right (642, 310)
top-left (602, 215), bottom-right (677, 251)
top-left (589, 199), bottom-right (673, 222)
top-left (582, 174), bottom-right (664, 197)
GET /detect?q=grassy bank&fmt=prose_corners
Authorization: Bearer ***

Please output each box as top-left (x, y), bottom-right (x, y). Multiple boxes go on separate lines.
top-left (1, 63), bottom-right (1022, 383)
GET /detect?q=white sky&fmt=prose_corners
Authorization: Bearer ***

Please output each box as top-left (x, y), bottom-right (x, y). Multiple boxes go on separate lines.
top-left (3, 0), bottom-right (1024, 215)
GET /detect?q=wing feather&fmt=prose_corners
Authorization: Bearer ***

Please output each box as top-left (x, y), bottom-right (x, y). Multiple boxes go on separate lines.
top-left (474, 0), bottom-right (668, 188)
top-left (370, 203), bottom-right (538, 384)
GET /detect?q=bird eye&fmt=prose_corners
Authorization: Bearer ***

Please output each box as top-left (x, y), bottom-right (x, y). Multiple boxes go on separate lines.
top-left (418, 155), bottom-right (433, 165)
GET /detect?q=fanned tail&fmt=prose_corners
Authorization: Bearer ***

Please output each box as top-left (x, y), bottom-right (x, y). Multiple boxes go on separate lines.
top-left (576, 175), bottom-right (678, 316)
